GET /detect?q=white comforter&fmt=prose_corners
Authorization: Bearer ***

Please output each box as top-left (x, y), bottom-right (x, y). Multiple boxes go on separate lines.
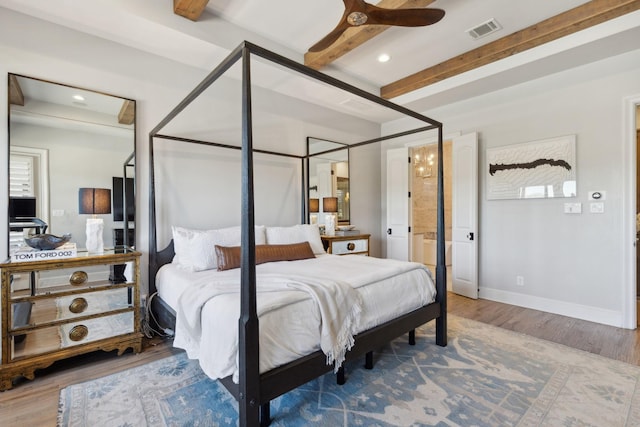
top-left (160, 254), bottom-right (435, 383)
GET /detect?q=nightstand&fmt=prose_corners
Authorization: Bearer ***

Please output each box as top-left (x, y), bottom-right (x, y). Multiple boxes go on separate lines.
top-left (321, 234), bottom-right (370, 256)
top-left (0, 248), bottom-right (142, 390)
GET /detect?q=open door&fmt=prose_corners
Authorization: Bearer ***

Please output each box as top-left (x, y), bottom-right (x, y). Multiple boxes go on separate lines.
top-left (452, 132), bottom-right (479, 298)
top-left (386, 147), bottom-right (409, 261)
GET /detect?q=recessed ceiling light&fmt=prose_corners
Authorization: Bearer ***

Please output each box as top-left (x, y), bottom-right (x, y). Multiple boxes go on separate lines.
top-left (377, 53), bottom-right (391, 63)
top-left (73, 94), bottom-right (85, 102)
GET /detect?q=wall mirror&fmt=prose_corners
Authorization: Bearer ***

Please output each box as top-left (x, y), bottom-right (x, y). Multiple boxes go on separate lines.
top-left (8, 74), bottom-right (136, 254)
top-left (307, 137), bottom-right (349, 225)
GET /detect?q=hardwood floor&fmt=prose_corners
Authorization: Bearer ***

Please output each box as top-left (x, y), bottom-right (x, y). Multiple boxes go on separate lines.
top-left (2, 294), bottom-right (640, 425)
top-left (448, 292), bottom-right (640, 365)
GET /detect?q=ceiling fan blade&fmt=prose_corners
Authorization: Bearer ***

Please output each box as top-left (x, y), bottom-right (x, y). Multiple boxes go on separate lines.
top-left (366, 8), bottom-right (445, 27)
top-left (308, 20), bottom-right (352, 52)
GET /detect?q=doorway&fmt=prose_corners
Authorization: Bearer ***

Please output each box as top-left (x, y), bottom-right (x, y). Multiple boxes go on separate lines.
top-left (410, 142), bottom-right (452, 290)
top-left (386, 133), bottom-right (478, 298)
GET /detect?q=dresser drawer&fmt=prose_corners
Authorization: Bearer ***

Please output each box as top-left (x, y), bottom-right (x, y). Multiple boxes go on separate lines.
top-left (11, 287), bottom-right (132, 328)
top-left (332, 238), bottom-right (368, 255)
top-left (10, 311), bottom-right (134, 361)
top-left (9, 261), bottom-right (134, 297)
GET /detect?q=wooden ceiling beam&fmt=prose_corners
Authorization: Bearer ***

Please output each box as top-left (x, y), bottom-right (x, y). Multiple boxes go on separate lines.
top-left (118, 100), bottom-right (135, 125)
top-left (173, 0), bottom-right (209, 21)
top-left (304, 0), bottom-right (436, 70)
top-left (9, 75), bottom-right (24, 106)
top-left (381, 0), bottom-right (640, 99)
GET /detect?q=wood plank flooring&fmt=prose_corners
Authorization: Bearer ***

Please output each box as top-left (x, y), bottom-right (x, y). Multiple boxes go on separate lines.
top-left (448, 292), bottom-right (640, 365)
top-left (1, 293), bottom-right (639, 425)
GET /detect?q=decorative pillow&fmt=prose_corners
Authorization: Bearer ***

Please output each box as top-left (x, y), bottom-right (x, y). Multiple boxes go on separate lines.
top-left (171, 225), bottom-right (266, 272)
top-left (215, 242), bottom-right (315, 271)
top-left (265, 224), bottom-right (325, 255)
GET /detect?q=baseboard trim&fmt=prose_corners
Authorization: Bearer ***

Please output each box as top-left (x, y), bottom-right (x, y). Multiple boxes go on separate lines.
top-left (479, 287), bottom-right (624, 328)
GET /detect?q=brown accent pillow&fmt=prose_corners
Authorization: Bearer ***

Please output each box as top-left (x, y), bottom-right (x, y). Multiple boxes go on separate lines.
top-left (215, 242), bottom-right (315, 271)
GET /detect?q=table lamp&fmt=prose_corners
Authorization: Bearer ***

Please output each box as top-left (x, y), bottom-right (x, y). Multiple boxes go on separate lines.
top-left (309, 198), bottom-right (319, 224)
top-left (323, 197), bottom-right (338, 236)
top-left (79, 188), bottom-right (111, 253)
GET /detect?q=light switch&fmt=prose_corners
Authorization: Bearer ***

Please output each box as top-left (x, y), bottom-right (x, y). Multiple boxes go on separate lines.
top-left (564, 203), bottom-right (582, 214)
top-left (590, 202), bottom-right (604, 213)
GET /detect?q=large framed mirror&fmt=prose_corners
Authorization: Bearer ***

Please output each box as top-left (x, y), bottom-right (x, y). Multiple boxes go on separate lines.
top-left (307, 137), bottom-right (349, 226)
top-left (8, 74), bottom-right (136, 254)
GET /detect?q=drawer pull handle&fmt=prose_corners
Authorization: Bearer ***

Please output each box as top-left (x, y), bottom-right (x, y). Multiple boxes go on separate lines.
top-left (69, 271), bottom-right (88, 286)
top-left (68, 325), bottom-right (88, 341)
top-left (347, 242), bottom-right (356, 251)
top-left (68, 298), bottom-right (88, 314)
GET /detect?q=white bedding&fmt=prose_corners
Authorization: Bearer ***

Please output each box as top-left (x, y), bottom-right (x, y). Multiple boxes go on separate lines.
top-left (156, 254), bottom-right (436, 382)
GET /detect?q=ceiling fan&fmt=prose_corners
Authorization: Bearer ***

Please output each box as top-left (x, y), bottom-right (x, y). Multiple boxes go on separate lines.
top-left (309, 0), bottom-right (445, 52)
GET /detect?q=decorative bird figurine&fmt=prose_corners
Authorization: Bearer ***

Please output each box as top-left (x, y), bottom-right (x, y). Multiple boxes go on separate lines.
top-left (25, 233), bottom-right (72, 250)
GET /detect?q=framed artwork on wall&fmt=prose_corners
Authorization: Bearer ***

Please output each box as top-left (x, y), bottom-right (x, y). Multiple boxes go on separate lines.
top-left (487, 135), bottom-right (577, 200)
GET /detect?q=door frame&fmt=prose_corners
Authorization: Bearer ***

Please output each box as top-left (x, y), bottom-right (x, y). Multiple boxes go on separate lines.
top-left (623, 94), bottom-right (640, 329)
top-left (404, 131), bottom-right (461, 263)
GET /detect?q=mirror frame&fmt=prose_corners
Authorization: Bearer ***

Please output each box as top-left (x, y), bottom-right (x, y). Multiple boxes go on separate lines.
top-left (306, 137), bottom-right (350, 225)
top-left (7, 73), bottom-right (136, 254)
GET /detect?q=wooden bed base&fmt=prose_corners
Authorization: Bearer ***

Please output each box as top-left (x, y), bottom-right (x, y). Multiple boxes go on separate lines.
top-left (148, 41), bottom-right (446, 426)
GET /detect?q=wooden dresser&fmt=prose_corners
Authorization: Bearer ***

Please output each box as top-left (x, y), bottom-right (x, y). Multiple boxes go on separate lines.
top-left (321, 233), bottom-right (370, 256)
top-left (0, 248), bottom-right (142, 390)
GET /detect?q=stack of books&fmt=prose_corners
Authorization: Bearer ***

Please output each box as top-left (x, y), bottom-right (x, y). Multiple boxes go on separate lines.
top-left (11, 242), bottom-right (77, 263)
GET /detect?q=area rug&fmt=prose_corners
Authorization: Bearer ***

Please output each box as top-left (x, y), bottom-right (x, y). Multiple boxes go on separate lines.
top-left (57, 315), bottom-right (640, 426)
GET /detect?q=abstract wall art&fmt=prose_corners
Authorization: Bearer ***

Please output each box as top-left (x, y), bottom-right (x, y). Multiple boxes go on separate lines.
top-left (487, 135), bottom-right (576, 200)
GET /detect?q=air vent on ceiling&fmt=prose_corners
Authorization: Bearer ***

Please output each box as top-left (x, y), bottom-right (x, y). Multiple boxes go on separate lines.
top-left (466, 18), bottom-right (502, 40)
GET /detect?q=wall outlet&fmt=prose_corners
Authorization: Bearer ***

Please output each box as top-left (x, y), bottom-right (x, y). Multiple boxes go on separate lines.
top-left (516, 276), bottom-right (524, 286)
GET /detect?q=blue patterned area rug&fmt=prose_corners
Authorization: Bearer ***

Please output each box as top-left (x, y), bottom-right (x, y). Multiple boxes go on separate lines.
top-left (58, 315), bottom-right (640, 426)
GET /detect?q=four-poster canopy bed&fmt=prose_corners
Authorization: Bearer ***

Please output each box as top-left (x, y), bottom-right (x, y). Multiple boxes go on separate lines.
top-left (148, 41), bottom-right (447, 427)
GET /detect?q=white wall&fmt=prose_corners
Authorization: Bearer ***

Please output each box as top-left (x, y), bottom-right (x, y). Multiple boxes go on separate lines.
top-left (0, 9), bottom-right (384, 292)
top-left (383, 48), bottom-right (640, 327)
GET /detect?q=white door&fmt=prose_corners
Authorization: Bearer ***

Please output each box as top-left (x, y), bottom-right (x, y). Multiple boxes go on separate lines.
top-left (452, 132), bottom-right (479, 298)
top-left (386, 147), bottom-right (409, 260)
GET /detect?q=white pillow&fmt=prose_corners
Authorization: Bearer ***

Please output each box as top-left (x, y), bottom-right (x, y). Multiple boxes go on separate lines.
top-left (265, 224), bottom-right (325, 255)
top-left (171, 225), bottom-right (266, 272)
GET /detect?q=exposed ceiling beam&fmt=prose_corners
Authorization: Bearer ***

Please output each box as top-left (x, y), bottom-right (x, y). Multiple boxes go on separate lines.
top-left (381, 0), bottom-right (640, 99)
top-left (173, 0), bottom-right (209, 21)
top-left (118, 100), bottom-right (135, 125)
top-left (9, 75), bottom-right (24, 106)
top-left (304, 0), bottom-right (436, 70)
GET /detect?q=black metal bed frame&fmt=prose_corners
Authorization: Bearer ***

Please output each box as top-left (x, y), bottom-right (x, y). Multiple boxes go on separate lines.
top-left (148, 41), bottom-right (446, 427)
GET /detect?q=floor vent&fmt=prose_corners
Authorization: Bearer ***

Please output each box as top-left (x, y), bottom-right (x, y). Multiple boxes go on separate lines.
top-left (467, 18), bottom-right (502, 40)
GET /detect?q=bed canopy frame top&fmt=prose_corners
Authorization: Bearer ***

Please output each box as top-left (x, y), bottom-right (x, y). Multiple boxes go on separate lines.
top-left (148, 41), bottom-right (446, 427)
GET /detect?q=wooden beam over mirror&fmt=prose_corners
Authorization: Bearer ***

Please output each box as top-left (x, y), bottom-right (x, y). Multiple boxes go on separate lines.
top-left (381, 0), bottom-right (640, 99)
top-left (118, 100), bottom-right (135, 125)
top-left (304, 0), bottom-right (436, 70)
top-left (8, 75), bottom-right (24, 106)
top-left (173, 0), bottom-right (209, 21)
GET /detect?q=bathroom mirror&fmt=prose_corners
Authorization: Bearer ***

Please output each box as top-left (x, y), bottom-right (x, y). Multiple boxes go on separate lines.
top-left (8, 74), bottom-right (136, 254)
top-left (307, 137), bottom-right (349, 224)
